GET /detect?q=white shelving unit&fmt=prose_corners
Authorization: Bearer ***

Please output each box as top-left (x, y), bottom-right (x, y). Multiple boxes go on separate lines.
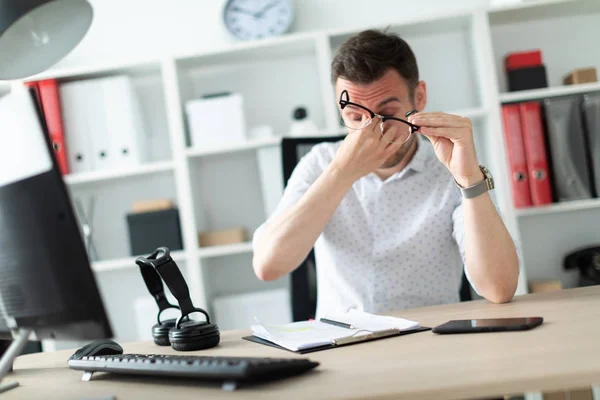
top-left (516, 198), bottom-right (600, 218)
top-left (6, 0), bottom-right (599, 346)
top-left (185, 137), bottom-right (281, 158)
top-left (488, 0), bottom-right (600, 296)
top-left (499, 81), bottom-right (600, 103)
top-left (64, 160), bottom-right (174, 186)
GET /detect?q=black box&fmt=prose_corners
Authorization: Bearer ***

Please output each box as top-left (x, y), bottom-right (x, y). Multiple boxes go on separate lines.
top-left (507, 65), bottom-right (548, 91)
top-left (126, 208), bottom-right (183, 256)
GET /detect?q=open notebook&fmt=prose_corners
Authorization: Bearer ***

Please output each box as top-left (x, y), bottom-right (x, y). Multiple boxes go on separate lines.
top-left (246, 309), bottom-right (427, 353)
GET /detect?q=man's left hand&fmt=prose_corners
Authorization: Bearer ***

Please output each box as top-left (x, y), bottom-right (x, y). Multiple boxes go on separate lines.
top-left (408, 112), bottom-right (483, 187)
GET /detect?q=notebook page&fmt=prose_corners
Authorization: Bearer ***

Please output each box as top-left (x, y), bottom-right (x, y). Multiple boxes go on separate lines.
top-left (326, 309), bottom-right (420, 332)
top-left (251, 320), bottom-right (352, 351)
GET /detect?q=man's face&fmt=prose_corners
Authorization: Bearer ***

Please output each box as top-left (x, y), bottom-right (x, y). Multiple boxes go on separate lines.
top-left (335, 69), bottom-right (426, 169)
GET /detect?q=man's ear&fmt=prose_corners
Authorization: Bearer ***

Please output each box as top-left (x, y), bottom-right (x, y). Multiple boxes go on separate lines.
top-left (414, 81), bottom-right (427, 111)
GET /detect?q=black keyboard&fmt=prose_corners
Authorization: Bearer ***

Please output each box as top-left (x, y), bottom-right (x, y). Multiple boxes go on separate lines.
top-left (68, 353), bottom-right (319, 390)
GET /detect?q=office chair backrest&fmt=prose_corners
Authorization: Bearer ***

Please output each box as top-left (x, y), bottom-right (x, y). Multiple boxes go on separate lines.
top-left (281, 135), bottom-right (345, 321)
top-left (280, 135), bottom-right (472, 321)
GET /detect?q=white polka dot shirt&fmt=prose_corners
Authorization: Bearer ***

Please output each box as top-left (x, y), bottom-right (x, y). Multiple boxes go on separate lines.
top-left (254, 137), bottom-right (495, 319)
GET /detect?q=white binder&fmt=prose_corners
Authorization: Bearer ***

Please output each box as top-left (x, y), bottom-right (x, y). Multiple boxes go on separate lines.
top-left (60, 81), bottom-right (95, 174)
top-left (85, 80), bottom-right (112, 171)
top-left (102, 76), bottom-right (146, 169)
top-left (60, 75), bottom-right (146, 172)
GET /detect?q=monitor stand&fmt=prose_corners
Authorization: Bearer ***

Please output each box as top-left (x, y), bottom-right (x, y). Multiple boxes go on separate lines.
top-left (0, 328), bottom-right (33, 393)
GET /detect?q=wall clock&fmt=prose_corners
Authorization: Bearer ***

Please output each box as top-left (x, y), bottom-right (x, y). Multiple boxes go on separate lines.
top-left (223, 0), bottom-right (294, 41)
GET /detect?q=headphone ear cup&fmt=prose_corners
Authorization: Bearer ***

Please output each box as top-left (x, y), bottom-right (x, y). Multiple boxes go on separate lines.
top-left (152, 318), bottom-right (176, 346)
top-left (168, 321), bottom-right (220, 351)
top-left (170, 333), bottom-right (220, 352)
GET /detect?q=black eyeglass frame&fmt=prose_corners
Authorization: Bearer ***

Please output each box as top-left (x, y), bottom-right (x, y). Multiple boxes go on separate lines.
top-left (338, 89), bottom-right (420, 134)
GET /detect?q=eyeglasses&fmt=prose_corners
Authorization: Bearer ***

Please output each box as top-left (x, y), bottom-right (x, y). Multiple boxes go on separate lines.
top-left (338, 89), bottom-right (420, 145)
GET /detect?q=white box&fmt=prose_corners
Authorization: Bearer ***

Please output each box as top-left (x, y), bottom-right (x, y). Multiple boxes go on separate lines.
top-left (185, 93), bottom-right (246, 149)
top-left (212, 289), bottom-right (292, 331)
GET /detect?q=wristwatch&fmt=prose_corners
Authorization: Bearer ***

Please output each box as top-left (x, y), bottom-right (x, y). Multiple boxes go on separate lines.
top-left (455, 165), bottom-right (495, 199)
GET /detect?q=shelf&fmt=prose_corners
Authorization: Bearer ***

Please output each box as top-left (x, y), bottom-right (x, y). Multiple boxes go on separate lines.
top-left (21, 58), bottom-right (161, 82)
top-left (176, 33), bottom-right (318, 69)
top-left (488, 0), bottom-right (600, 25)
top-left (326, 8), bottom-right (473, 41)
top-left (186, 137), bottom-right (282, 158)
top-left (185, 131), bottom-right (349, 158)
top-left (499, 82), bottom-right (600, 103)
top-left (447, 107), bottom-right (488, 119)
top-left (92, 250), bottom-right (188, 272)
top-left (198, 242), bottom-right (253, 259)
top-left (516, 198), bottom-right (600, 217)
top-left (63, 161), bottom-right (174, 185)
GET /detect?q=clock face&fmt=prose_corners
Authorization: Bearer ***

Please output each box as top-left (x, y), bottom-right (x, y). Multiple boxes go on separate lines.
top-left (223, 0), bottom-right (294, 40)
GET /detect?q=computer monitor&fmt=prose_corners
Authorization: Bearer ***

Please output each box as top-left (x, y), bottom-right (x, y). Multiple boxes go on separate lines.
top-left (0, 83), bottom-right (112, 392)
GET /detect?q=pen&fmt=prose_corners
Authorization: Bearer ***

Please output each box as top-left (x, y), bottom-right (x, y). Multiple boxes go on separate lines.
top-left (320, 318), bottom-right (355, 329)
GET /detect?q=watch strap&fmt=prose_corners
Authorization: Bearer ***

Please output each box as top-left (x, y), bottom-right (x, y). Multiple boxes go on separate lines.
top-left (456, 165), bottom-right (494, 199)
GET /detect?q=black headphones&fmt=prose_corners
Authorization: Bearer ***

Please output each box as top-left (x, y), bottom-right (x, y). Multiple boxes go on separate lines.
top-left (135, 247), bottom-right (220, 351)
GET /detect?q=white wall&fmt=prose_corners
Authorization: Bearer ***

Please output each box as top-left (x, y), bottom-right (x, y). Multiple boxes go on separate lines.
top-left (53, 0), bottom-right (488, 70)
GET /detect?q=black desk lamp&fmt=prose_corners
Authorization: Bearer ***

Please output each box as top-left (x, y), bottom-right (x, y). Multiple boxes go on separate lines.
top-left (0, 0), bottom-right (93, 80)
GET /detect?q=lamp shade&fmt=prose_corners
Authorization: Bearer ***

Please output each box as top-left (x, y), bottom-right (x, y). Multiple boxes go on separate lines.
top-left (0, 0), bottom-right (93, 80)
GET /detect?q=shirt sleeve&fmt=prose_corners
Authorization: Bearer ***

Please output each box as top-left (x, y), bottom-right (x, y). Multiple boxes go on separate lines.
top-left (452, 192), bottom-right (524, 297)
top-left (252, 144), bottom-right (329, 247)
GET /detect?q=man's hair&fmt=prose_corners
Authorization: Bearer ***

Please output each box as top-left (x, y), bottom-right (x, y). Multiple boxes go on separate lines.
top-left (331, 29), bottom-right (419, 98)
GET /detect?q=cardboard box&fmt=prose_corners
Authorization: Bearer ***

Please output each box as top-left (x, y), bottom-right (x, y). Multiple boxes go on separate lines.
top-left (132, 199), bottom-right (175, 213)
top-left (198, 227), bottom-right (248, 247)
top-left (528, 280), bottom-right (563, 293)
top-left (564, 67), bottom-right (597, 85)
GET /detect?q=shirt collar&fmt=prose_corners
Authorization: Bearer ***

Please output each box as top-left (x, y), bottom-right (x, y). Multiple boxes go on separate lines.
top-left (384, 136), bottom-right (431, 182)
top-left (364, 136), bottom-right (432, 183)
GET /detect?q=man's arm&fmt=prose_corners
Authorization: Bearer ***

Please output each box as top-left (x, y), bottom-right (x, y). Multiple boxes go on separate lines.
top-left (252, 163), bottom-right (354, 281)
top-left (253, 122), bottom-right (404, 281)
top-left (457, 177), bottom-right (519, 303)
top-left (409, 112), bottom-right (519, 303)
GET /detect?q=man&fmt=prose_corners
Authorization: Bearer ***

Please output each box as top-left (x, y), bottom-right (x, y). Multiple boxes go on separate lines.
top-left (252, 29), bottom-right (520, 319)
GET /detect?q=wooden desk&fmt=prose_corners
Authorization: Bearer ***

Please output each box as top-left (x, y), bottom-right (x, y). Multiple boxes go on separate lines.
top-left (5, 286), bottom-right (600, 400)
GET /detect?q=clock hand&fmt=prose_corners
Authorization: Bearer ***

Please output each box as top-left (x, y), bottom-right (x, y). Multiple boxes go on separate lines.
top-left (256, 0), bottom-right (281, 18)
top-left (230, 5), bottom-right (258, 16)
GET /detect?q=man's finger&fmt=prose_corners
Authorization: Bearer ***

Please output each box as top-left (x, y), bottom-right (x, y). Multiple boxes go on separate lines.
top-left (418, 126), bottom-right (469, 139)
top-left (410, 115), bottom-right (470, 128)
top-left (409, 111), bottom-right (466, 120)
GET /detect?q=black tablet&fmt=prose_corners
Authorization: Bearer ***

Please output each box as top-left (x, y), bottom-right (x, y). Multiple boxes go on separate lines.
top-left (432, 317), bottom-right (543, 334)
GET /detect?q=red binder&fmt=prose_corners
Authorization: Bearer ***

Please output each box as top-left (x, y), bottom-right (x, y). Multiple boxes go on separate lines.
top-left (501, 104), bottom-right (532, 208)
top-left (519, 102), bottom-right (553, 206)
top-left (37, 79), bottom-right (70, 175)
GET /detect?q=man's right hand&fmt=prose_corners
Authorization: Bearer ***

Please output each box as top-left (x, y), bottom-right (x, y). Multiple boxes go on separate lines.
top-left (332, 121), bottom-right (401, 181)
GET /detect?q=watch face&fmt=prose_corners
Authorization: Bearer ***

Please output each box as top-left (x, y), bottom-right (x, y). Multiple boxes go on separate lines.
top-left (223, 0), bottom-right (294, 40)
